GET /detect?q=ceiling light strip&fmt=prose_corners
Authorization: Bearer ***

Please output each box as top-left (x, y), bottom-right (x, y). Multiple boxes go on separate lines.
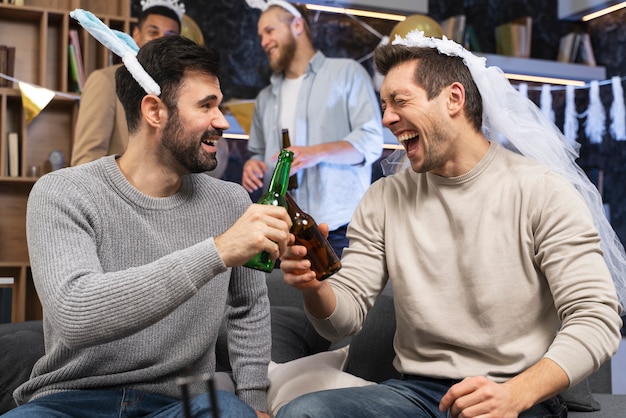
top-left (503, 73), bottom-right (587, 86)
top-left (304, 4), bottom-right (406, 21)
top-left (222, 133), bottom-right (250, 140)
top-left (582, 1), bottom-right (626, 21)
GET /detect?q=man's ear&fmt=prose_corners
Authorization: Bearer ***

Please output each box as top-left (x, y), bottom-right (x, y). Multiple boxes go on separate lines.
top-left (132, 25), bottom-right (141, 43)
top-left (141, 95), bottom-right (165, 129)
top-left (291, 17), bottom-right (304, 37)
top-left (447, 82), bottom-right (465, 116)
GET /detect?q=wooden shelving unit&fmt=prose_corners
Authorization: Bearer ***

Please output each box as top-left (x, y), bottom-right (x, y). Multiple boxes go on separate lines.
top-left (0, 0), bottom-right (133, 322)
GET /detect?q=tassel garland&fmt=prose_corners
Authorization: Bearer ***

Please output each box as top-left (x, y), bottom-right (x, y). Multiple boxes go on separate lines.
top-left (610, 76), bottom-right (626, 141)
top-left (563, 84), bottom-right (579, 145)
top-left (585, 81), bottom-right (606, 144)
top-left (541, 84), bottom-right (555, 123)
top-left (518, 83), bottom-right (528, 99)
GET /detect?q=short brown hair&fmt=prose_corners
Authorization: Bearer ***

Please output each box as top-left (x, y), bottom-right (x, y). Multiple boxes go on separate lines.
top-left (374, 44), bottom-right (483, 132)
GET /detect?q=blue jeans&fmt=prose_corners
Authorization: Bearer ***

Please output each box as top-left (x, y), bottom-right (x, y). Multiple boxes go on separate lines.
top-left (275, 376), bottom-right (567, 418)
top-left (327, 224), bottom-right (348, 258)
top-left (2, 388), bottom-right (256, 418)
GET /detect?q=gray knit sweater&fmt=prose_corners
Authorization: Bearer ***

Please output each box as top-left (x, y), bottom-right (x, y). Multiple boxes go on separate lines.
top-left (17, 156), bottom-right (271, 412)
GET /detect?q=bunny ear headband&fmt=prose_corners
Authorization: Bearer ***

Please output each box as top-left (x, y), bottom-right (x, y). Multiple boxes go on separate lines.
top-left (70, 8), bottom-right (161, 96)
top-left (383, 30), bottom-right (626, 309)
top-left (245, 0), bottom-right (302, 18)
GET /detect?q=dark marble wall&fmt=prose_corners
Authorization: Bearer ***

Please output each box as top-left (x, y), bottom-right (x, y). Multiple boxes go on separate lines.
top-left (130, 0), bottom-right (626, 244)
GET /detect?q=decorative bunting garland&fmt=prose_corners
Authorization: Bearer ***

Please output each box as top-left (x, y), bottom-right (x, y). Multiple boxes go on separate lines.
top-left (540, 84), bottom-right (555, 123)
top-left (563, 84), bottom-right (578, 146)
top-left (514, 76), bottom-right (625, 145)
top-left (518, 82), bottom-right (528, 99)
top-left (1, 69), bottom-right (625, 145)
top-left (585, 80), bottom-right (606, 144)
top-left (0, 73), bottom-right (79, 124)
top-left (610, 76), bottom-right (626, 141)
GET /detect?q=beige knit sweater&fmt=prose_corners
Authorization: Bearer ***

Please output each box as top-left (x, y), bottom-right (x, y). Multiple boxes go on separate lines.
top-left (310, 142), bottom-right (622, 388)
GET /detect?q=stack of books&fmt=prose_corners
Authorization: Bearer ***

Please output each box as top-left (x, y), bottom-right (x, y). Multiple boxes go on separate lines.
top-left (440, 15), bottom-right (467, 44)
top-left (557, 31), bottom-right (596, 66)
top-left (0, 45), bottom-right (16, 87)
top-left (68, 29), bottom-right (85, 93)
top-left (6, 132), bottom-right (19, 177)
top-left (495, 17), bottom-right (533, 58)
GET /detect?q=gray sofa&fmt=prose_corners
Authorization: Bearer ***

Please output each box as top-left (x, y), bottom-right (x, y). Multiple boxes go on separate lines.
top-left (2, 270), bottom-right (625, 416)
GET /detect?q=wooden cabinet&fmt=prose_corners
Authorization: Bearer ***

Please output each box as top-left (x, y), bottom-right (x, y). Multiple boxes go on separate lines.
top-left (0, 0), bottom-right (133, 322)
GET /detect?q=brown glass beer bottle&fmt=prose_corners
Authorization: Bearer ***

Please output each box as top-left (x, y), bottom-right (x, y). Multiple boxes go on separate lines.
top-left (284, 194), bottom-right (342, 280)
top-left (281, 129), bottom-right (298, 190)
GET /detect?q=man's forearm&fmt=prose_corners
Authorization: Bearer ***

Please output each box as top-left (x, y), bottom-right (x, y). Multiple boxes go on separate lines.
top-left (312, 141), bottom-right (364, 165)
top-left (302, 280), bottom-right (338, 319)
top-left (503, 357), bottom-right (570, 412)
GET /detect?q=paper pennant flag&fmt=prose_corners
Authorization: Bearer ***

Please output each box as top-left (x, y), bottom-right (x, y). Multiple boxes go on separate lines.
top-left (223, 99), bottom-right (255, 136)
top-left (19, 81), bottom-right (56, 124)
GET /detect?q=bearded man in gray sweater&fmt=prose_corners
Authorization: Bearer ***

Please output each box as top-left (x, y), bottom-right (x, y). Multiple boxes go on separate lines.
top-left (7, 35), bottom-right (287, 418)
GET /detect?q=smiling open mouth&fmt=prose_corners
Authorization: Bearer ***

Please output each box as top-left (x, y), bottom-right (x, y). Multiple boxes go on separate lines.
top-left (397, 132), bottom-right (418, 143)
top-left (396, 132), bottom-right (419, 155)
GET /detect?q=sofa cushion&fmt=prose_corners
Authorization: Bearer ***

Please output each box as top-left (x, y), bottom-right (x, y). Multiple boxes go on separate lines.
top-left (562, 378), bottom-right (601, 412)
top-left (267, 346), bottom-right (374, 416)
top-left (562, 360), bottom-right (612, 412)
top-left (0, 320), bottom-right (45, 413)
top-left (265, 270), bottom-right (303, 309)
top-left (343, 284), bottom-right (401, 383)
top-left (569, 394), bottom-right (626, 417)
top-left (270, 306), bottom-right (332, 363)
top-left (215, 305), bottom-right (332, 368)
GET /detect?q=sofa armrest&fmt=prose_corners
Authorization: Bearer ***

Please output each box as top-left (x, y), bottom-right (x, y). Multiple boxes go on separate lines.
top-left (0, 320), bottom-right (45, 413)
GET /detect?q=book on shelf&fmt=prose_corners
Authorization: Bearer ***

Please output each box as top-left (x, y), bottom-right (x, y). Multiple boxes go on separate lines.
top-left (0, 45), bottom-right (16, 88)
top-left (557, 32), bottom-right (580, 63)
top-left (68, 45), bottom-right (82, 94)
top-left (557, 32), bottom-right (596, 66)
top-left (68, 29), bottom-right (86, 89)
top-left (578, 33), bottom-right (597, 66)
top-left (494, 16), bottom-right (532, 58)
top-left (7, 132), bottom-right (19, 177)
top-left (440, 14), bottom-right (466, 44)
top-left (464, 25), bottom-right (482, 52)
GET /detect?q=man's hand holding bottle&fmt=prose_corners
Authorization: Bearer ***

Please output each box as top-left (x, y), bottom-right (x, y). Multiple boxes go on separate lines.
top-left (214, 204), bottom-right (291, 268)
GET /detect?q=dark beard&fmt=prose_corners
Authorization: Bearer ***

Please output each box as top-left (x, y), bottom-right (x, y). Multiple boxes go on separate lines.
top-left (161, 110), bottom-right (219, 174)
top-left (270, 35), bottom-right (296, 73)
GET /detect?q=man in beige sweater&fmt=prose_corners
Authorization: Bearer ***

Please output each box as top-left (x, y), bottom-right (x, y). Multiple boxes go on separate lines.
top-left (277, 35), bottom-right (624, 417)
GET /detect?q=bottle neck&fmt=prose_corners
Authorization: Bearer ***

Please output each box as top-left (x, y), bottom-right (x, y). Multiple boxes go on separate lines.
top-left (267, 150), bottom-right (294, 197)
top-left (282, 129), bottom-right (291, 148)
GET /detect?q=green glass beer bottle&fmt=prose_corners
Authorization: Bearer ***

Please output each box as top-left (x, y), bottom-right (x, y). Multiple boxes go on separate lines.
top-left (244, 149), bottom-right (294, 272)
top-left (285, 194), bottom-right (342, 281)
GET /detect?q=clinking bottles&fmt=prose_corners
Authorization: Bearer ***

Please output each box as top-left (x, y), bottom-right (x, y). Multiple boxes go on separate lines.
top-left (285, 193), bottom-right (342, 281)
top-left (281, 129), bottom-right (298, 190)
top-left (244, 149), bottom-right (294, 272)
